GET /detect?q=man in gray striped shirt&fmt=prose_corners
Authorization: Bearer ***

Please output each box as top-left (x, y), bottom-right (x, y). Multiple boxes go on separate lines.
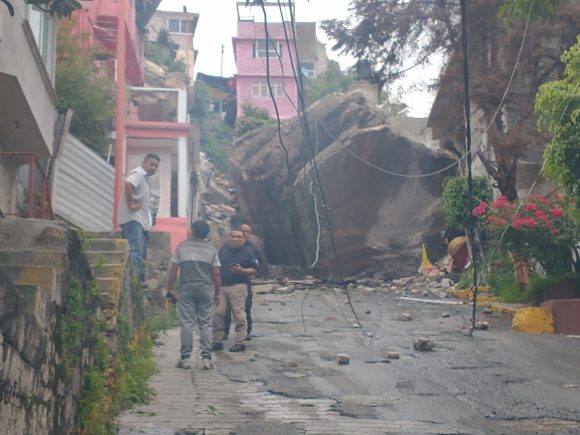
top-left (164, 219), bottom-right (221, 369)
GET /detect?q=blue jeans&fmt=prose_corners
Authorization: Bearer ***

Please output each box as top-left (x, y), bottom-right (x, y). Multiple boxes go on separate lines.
top-left (121, 220), bottom-right (144, 282)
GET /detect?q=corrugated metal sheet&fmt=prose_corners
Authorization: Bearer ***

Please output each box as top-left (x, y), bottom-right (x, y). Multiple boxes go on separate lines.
top-left (52, 135), bottom-right (114, 231)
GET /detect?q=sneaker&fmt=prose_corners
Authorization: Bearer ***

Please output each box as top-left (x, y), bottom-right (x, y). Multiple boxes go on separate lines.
top-left (245, 334), bottom-right (252, 341)
top-left (211, 342), bottom-right (224, 351)
top-left (228, 343), bottom-right (246, 352)
top-left (200, 359), bottom-right (213, 370)
top-left (176, 357), bottom-right (192, 369)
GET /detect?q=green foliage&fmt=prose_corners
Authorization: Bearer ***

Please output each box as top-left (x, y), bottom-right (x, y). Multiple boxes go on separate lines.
top-left (2, 0), bottom-right (81, 18)
top-left (304, 60), bottom-right (353, 106)
top-left (536, 35), bottom-right (580, 200)
top-left (56, 278), bottom-right (86, 379)
top-left (235, 104), bottom-right (274, 137)
top-left (145, 37), bottom-right (185, 72)
top-left (56, 19), bottom-right (113, 155)
top-left (442, 176), bottom-right (493, 232)
top-left (190, 81), bottom-right (233, 172)
top-left (499, 0), bottom-right (558, 21)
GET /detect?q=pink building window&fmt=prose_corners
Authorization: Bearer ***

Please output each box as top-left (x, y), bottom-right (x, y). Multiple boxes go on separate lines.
top-left (251, 80), bottom-right (284, 98)
top-left (254, 39), bottom-right (282, 58)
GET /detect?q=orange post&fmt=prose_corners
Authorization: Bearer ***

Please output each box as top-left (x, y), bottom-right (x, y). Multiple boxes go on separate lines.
top-left (113, 0), bottom-right (127, 228)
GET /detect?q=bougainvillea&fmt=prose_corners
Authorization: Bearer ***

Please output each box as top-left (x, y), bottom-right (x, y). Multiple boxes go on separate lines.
top-left (473, 192), bottom-right (578, 275)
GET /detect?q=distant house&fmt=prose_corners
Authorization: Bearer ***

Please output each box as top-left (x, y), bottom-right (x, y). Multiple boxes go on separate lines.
top-left (232, 2), bottom-right (328, 120)
top-left (147, 10), bottom-right (199, 84)
top-left (0, 3), bottom-right (58, 216)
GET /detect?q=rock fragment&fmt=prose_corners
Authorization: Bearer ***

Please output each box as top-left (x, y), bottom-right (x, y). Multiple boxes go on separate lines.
top-left (441, 312), bottom-right (450, 318)
top-left (386, 352), bottom-right (400, 359)
top-left (398, 312), bottom-right (412, 321)
top-left (413, 338), bottom-right (436, 351)
top-left (336, 353), bottom-right (350, 365)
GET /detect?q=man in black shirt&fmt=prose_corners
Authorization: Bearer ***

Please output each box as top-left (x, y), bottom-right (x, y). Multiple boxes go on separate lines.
top-left (212, 229), bottom-right (257, 352)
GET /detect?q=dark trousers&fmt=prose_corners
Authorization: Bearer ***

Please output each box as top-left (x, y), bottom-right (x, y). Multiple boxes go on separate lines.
top-left (224, 284), bottom-right (253, 337)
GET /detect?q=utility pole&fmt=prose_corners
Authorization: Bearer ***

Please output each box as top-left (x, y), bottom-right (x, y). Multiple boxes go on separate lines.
top-left (220, 43), bottom-right (224, 77)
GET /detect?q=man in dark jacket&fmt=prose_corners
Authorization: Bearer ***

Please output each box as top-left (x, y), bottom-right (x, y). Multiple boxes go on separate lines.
top-left (212, 229), bottom-right (257, 352)
top-left (224, 223), bottom-right (266, 341)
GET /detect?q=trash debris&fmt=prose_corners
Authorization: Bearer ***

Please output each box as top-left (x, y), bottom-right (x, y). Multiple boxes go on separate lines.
top-left (474, 321), bottom-right (489, 330)
top-left (336, 353), bottom-right (350, 365)
top-left (413, 338), bottom-right (436, 351)
top-left (400, 296), bottom-right (464, 305)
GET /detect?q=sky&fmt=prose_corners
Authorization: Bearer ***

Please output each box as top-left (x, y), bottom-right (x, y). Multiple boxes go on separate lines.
top-left (158, 0), bottom-right (442, 117)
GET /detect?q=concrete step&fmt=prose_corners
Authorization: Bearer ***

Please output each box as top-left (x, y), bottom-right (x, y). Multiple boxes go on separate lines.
top-left (84, 238), bottom-right (128, 254)
top-left (0, 218), bottom-right (68, 250)
top-left (96, 277), bottom-right (122, 309)
top-left (84, 251), bottom-right (128, 267)
top-left (0, 265), bottom-right (60, 305)
top-left (91, 264), bottom-right (125, 280)
top-left (0, 249), bottom-right (68, 273)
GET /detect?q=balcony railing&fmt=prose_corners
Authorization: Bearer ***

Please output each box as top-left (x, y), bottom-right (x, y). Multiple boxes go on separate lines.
top-left (0, 152), bottom-right (54, 219)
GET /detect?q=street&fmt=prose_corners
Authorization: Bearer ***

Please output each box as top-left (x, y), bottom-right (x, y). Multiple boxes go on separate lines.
top-left (117, 282), bottom-right (580, 435)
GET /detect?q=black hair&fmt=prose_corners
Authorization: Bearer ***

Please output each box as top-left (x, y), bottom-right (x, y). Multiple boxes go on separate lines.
top-left (191, 219), bottom-right (210, 239)
top-left (144, 153), bottom-right (161, 162)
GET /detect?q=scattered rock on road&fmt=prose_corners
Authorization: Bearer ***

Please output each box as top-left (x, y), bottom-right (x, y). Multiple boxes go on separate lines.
top-left (336, 353), bottom-right (351, 365)
top-left (413, 338), bottom-right (436, 351)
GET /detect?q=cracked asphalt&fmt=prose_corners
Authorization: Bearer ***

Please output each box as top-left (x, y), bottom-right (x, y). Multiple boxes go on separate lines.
top-left (116, 283), bottom-right (580, 435)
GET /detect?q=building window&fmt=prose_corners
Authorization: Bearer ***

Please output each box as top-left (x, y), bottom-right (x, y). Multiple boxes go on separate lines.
top-left (168, 19), bottom-right (193, 34)
top-left (27, 5), bottom-right (55, 75)
top-left (253, 39), bottom-right (282, 59)
top-left (251, 80), bottom-right (284, 98)
top-left (301, 61), bottom-right (316, 78)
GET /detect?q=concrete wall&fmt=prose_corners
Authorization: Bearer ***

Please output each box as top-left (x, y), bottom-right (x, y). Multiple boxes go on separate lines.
top-left (52, 135), bottom-right (114, 231)
top-left (295, 22), bottom-right (328, 77)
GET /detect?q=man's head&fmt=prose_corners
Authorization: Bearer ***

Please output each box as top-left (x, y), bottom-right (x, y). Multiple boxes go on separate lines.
top-left (191, 219), bottom-right (210, 240)
top-left (228, 229), bottom-right (245, 248)
top-left (240, 224), bottom-right (252, 242)
top-left (142, 154), bottom-right (160, 176)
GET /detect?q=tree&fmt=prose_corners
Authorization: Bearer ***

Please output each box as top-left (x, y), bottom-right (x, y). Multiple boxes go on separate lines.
top-left (2, 0), bottom-right (81, 17)
top-left (536, 35), bottom-right (580, 200)
top-left (235, 105), bottom-right (274, 137)
top-left (303, 60), bottom-right (352, 106)
top-left (323, 0), bottom-right (580, 200)
top-left (56, 19), bottom-right (114, 155)
top-left (190, 81), bottom-right (233, 172)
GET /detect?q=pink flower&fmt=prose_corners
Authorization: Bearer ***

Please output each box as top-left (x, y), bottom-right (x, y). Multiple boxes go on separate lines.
top-left (472, 202), bottom-right (487, 217)
top-left (492, 196), bottom-right (509, 209)
top-left (550, 208), bottom-right (563, 219)
top-left (525, 202), bottom-right (537, 212)
top-left (535, 210), bottom-right (548, 221)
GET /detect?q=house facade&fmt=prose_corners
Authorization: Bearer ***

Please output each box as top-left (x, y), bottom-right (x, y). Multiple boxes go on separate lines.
top-left (0, 3), bottom-right (57, 216)
top-left (147, 10), bottom-right (199, 84)
top-left (233, 3), bottom-right (329, 120)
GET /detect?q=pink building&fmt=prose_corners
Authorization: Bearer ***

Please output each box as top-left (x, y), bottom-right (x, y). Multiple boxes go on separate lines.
top-left (233, 4), bottom-right (299, 120)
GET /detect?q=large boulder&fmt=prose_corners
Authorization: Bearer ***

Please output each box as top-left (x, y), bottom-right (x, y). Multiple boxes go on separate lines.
top-left (230, 91), bottom-right (455, 278)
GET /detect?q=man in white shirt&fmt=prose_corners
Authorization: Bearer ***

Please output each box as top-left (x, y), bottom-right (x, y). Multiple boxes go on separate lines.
top-left (118, 154), bottom-right (160, 282)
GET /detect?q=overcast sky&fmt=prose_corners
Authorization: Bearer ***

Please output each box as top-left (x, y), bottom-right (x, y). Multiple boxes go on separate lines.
top-left (158, 0), bottom-right (441, 117)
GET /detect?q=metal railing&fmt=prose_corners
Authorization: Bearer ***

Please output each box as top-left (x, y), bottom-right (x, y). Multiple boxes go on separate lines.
top-left (0, 152), bottom-right (54, 219)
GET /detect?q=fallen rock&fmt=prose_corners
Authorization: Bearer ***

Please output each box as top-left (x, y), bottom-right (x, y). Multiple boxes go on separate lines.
top-left (336, 353), bottom-right (351, 365)
top-left (413, 338), bottom-right (436, 351)
top-left (398, 313), bottom-right (412, 321)
top-left (441, 313), bottom-right (450, 318)
top-left (386, 352), bottom-right (400, 359)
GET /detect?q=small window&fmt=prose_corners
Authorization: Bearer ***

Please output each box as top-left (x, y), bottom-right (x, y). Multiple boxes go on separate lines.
top-left (168, 19), bottom-right (180, 33)
top-left (168, 19), bottom-right (193, 34)
top-left (254, 40), bottom-right (282, 59)
top-left (251, 80), bottom-right (284, 98)
top-left (301, 62), bottom-right (316, 78)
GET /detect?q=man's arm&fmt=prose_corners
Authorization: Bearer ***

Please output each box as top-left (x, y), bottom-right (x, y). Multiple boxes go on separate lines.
top-left (124, 181), bottom-right (140, 211)
top-left (163, 262), bottom-right (179, 301)
top-left (212, 266), bottom-right (221, 305)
